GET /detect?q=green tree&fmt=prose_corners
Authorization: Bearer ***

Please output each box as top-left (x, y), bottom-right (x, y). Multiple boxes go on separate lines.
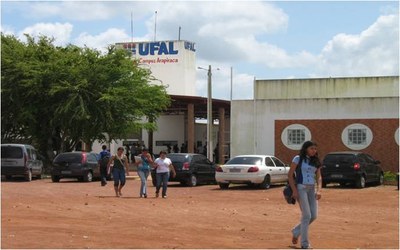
top-left (1, 34), bottom-right (170, 162)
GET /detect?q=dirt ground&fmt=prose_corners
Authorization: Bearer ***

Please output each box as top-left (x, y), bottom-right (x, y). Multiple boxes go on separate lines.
top-left (1, 173), bottom-right (399, 249)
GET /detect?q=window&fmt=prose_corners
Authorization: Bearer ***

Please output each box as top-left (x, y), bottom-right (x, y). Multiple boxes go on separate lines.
top-left (341, 123), bottom-right (373, 150)
top-left (281, 124), bottom-right (312, 150)
top-left (272, 157), bottom-right (285, 167)
top-left (265, 157), bottom-right (275, 167)
top-left (348, 129), bottom-right (367, 145)
top-left (287, 129), bottom-right (305, 145)
top-left (227, 157), bottom-right (262, 165)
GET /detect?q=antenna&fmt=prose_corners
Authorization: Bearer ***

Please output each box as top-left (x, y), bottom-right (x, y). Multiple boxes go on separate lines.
top-left (154, 10), bottom-right (158, 41)
top-left (130, 11), bottom-right (134, 43)
top-left (178, 26), bottom-right (181, 40)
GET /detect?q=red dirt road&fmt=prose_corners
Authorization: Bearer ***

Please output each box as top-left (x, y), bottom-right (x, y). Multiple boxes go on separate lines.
top-left (1, 175), bottom-right (399, 249)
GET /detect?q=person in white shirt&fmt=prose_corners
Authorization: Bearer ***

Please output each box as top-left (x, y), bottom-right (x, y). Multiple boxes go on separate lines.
top-left (153, 151), bottom-right (176, 198)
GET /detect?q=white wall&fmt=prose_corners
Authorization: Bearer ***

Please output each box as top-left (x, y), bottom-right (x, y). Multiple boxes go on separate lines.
top-left (117, 40), bottom-right (196, 96)
top-left (142, 114), bottom-right (185, 154)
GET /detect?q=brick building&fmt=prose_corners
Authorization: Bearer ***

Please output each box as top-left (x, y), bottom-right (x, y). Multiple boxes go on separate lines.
top-left (231, 76), bottom-right (399, 172)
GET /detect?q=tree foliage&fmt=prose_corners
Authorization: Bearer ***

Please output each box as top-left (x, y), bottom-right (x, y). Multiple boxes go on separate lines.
top-left (1, 34), bottom-right (170, 160)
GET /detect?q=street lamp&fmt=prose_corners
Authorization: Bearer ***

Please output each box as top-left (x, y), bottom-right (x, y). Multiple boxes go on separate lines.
top-left (198, 65), bottom-right (218, 162)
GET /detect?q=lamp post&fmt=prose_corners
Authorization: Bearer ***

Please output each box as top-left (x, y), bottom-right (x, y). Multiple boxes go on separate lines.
top-left (198, 65), bottom-right (214, 162)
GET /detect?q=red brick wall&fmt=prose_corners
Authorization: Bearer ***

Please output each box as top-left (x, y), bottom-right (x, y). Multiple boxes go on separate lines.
top-left (275, 119), bottom-right (399, 172)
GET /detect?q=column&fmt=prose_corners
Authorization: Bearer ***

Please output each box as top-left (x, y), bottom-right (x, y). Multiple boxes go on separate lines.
top-left (218, 107), bottom-right (225, 164)
top-left (187, 103), bottom-right (195, 153)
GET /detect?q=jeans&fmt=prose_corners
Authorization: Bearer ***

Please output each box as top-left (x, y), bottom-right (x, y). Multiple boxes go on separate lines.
top-left (156, 172), bottom-right (170, 196)
top-left (100, 165), bottom-right (107, 185)
top-left (112, 167), bottom-right (126, 187)
top-left (137, 169), bottom-right (149, 196)
top-left (292, 184), bottom-right (318, 248)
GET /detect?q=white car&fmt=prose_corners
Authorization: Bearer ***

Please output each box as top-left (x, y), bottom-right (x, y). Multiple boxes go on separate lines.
top-left (215, 155), bottom-right (289, 189)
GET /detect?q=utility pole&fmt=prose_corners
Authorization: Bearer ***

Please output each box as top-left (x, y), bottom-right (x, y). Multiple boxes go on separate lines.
top-left (207, 65), bottom-right (213, 162)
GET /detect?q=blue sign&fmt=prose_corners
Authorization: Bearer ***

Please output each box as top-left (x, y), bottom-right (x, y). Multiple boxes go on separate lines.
top-left (138, 42), bottom-right (178, 56)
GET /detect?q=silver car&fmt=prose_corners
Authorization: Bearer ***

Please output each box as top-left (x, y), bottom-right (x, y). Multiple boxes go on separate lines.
top-left (1, 144), bottom-right (44, 181)
top-left (215, 155), bottom-right (289, 189)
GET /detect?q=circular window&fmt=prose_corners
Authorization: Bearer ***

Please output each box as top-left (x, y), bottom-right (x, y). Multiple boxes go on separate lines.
top-left (281, 124), bottom-right (312, 150)
top-left (341, 123), bottom-right (373, 150)
top-left (395, 128), bottom-right (399, 145)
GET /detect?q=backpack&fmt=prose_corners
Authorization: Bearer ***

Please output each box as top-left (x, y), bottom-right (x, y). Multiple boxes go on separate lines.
top-left (100, 153), bottom-right (110, 168)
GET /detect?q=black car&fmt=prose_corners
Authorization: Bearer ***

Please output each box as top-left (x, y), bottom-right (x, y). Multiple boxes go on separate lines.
top-left (321, 151), bottom-right (384, 188)
top-left (52, 152), bottom-right (100, 182)
top-left (151, 153), bottom-right (216, 187)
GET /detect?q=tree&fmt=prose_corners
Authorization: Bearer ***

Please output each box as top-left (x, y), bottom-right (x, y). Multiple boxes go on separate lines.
top-left (1, 34), bottom-right (170, 162)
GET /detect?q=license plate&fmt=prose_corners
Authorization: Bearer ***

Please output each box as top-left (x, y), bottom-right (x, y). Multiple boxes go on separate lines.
top-left (230, 168), bottom-right (241, 173)
top-left (331, 174), bottom-right (343, 178)
top-left (61, 171), bottom-right (72, 174)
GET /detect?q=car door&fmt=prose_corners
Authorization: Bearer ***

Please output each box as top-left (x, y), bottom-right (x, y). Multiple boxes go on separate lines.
top-left (364, 154), bottom-right (380, 180)
top-left (87, 154), bottom-right (100, 177)
top-left (271, 157), bottom-right (288, 182)
top-left (30, 148), bottom-right (41, 175)
top-left (192, 155), bottom-right (209, 181)
top-left (265, 157), bottom-right (279, 183)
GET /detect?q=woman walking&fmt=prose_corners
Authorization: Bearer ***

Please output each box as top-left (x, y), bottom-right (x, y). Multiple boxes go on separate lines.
top-left (154, 151), bottom-right (176, 198)
top-left (107, 147), bottom-right (130, 197)
top-left (287, 141), bottom-right (322, 249)
top-left (135, 148), bottom-right (153, 198)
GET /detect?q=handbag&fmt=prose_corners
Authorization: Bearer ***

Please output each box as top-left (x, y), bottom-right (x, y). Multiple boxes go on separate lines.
top-left (283, 157), bottom-right (303, 205)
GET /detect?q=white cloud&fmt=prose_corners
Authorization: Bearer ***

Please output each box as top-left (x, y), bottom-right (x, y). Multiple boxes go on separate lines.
top-left (74, 28), bottom-right (131, 52)
top-left (196, 59), bottom-right (254, 100)
top-left (1, 25), bottom-right (15, 36)
top-left (317, 14), bottom-right (399, 77)
top-left (17, 22), bottom-right (73, 46)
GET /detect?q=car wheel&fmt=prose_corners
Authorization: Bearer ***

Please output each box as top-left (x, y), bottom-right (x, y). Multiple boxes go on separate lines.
top-left (218, 183), bottom-right (229, 189)
top-left (355, 175), bottom-right (366, 188)
top-left (83, 171), bottom-right (93, 182)
top-left (51, 175), bottom-right (60, 182)
top-left (180, 181), bottom-right (186, 186)
top-left (25, 170), bottom-right (32, 182)
top-left (259, 175), bottom-right (271, 189)
top-left (187, 174), bottom-right (198, 187)
top-left (339, 182), bottom-right (347, 187)
top-left (322, 181), bottom-right (327, 188)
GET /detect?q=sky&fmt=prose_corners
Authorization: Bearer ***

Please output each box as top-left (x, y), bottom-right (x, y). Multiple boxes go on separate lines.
top-left (1, 0), bottom-right (399, 100)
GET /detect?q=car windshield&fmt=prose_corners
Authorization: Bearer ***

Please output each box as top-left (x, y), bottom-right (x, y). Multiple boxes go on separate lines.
top-left (324, 154), bottom-right (355, 164)
top-left (1, 146), bottom-right (23, 159)
top-left (226, 156), bottom-right (263, 165)
top-left (167, 154), bottom-right (190, 163)
top-left (54, 153), bottom-right (82, 163)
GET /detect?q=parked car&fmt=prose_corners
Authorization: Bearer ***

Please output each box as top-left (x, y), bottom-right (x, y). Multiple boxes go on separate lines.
top-left (321, 151), bottom-right (384, 188)
top-left (150, 153), bottom-right (216, 187)
top-left (215, 155), bottom-right (289, 189)
top-left (51, 152), bottom-right (100, 182)
top-left (1, 144), bottom-right (44, 181)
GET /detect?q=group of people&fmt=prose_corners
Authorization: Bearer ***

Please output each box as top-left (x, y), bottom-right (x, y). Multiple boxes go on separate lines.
top-left (98, 141), bottom-right (322, 249)
top-left (98, 145), bottom-right (176, 199)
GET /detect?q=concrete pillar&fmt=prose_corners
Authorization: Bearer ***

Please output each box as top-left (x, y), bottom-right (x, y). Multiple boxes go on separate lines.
top-left (218, 107), bottom-right (225, 164)
top-left (187, 103), bottom-right (195, 153)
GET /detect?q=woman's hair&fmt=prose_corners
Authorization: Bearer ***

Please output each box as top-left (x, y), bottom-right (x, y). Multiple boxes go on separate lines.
top-left (299, 141), bottom-right (321, 167)
top-left (117, 147), bottom-right (124, 151)
top-left (159, 150), bottom-right (167, 155)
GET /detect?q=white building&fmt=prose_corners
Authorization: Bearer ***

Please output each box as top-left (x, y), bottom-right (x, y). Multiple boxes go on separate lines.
top-left (230, 76), bottom-right (399, 172)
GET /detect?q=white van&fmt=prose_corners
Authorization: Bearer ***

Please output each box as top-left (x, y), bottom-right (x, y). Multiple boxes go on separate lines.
top-left (1, 144), bottom-right (43, 181)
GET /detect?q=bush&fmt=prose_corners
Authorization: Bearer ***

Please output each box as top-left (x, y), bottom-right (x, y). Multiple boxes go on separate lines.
top-left (383, 171), bottom-right (397, 181)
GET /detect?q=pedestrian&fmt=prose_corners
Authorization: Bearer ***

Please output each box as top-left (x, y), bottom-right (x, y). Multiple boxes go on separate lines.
top-left (107, 147), bottom-right (130, 197)
top-left (173, 144), bottom-right (179, 153)
top-left (135, 148), bottom-right (154, 198)
top-left (154, 150), bottom-right (176, 198)
top-left (125, 145), bottom-right (130, 163)
top-left (99, 145), bottom-right (111, 186)
top-left (287, 141), bottom-right (322, 249)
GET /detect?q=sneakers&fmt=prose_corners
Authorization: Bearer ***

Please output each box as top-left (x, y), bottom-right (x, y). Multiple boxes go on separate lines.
top-left (162, 195), bottom-right (167, 199)
top-left (155, 192), bottom-right (159, 198)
